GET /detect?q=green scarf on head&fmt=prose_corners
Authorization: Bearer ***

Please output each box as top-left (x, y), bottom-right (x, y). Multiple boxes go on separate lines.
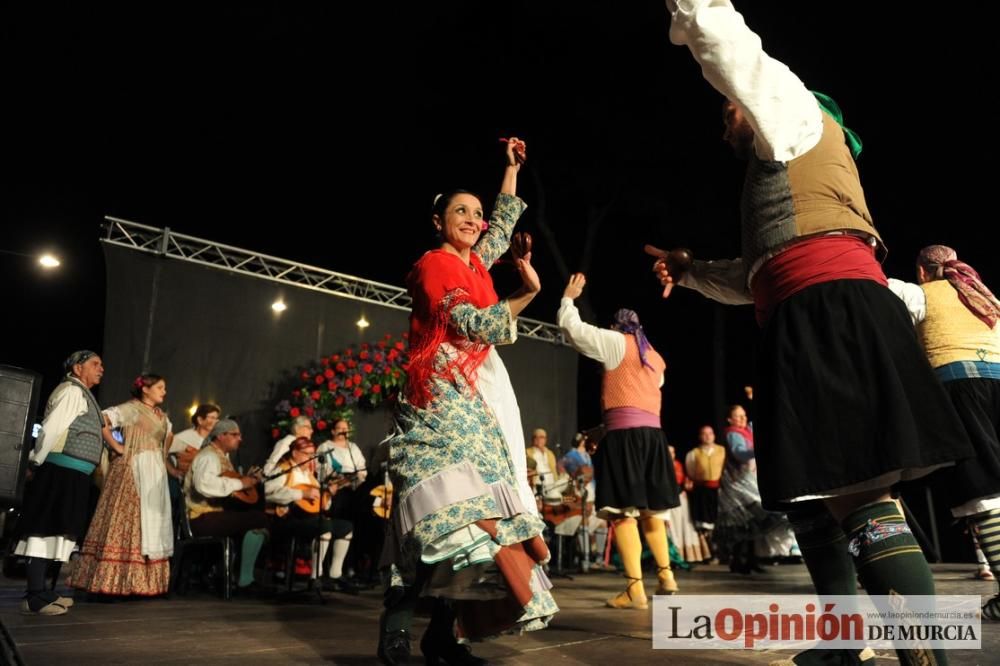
top-left (811, 91), bottom-right (862, 159)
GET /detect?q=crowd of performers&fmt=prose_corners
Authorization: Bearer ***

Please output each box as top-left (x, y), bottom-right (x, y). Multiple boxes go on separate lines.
top-left (11, 2), bottom-right (1000, 666)
top-left (14, 373), bottom-right (375, 608)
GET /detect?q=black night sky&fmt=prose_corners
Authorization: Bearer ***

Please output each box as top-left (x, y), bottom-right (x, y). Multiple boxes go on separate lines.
top-left (3, 2), bottom-right (995, 453)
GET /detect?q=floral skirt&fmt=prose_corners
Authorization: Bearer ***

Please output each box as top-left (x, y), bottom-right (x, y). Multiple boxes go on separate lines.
top-left (385, 357), bottom-right (558, 638)
top-left (69, 455), bottom-right (170, 596)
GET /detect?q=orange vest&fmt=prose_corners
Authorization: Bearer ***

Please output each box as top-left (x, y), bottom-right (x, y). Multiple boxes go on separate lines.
top-left (601, 335), bottom-right (665, 416)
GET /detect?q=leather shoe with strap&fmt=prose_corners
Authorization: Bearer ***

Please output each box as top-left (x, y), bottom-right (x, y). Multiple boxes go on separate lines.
top-left (606, 576), bottom-right (648, 610)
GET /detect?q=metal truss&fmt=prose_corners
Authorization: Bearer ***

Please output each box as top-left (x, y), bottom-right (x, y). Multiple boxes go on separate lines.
top-left (102, 216), bottom-right (567, 346)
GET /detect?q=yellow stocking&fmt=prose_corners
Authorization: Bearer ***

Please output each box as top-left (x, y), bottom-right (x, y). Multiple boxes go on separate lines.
top-left (641, 517), bottom-right (678, 594)
top-left (607, 517), bottom-right (647, 609)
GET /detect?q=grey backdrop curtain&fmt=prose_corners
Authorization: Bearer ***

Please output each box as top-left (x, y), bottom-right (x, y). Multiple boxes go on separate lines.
top-left (101, 244), bottom-right (579, 469)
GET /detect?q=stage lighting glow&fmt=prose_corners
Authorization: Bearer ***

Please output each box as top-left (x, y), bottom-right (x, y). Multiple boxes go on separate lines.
top-left (188, 404), bottom-right (198, 417)
top-left (38, 254), bottom-right (60, 268)
top-left (272, 300), bottom-right (287, 313)
top-left (356, 315), bottom-right (369, 329)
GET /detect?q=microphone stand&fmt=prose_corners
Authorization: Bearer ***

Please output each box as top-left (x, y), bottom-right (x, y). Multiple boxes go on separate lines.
top-left (315, 441), bottom-right (368, 594)
top-left (312, 461), bottom-right (328, 605)
top-left (577, 475), bottom-right (590, 573)
top-left (538, 473), bottom-right (576, 580)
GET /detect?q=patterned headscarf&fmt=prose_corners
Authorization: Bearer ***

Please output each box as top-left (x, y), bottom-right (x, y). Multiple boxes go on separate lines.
top-left (612, 309), bottom-right (654, 370)
top-left (63, 350), bottom-right (97, 375)
top-left (918, 245), bottom-right (1000, 329)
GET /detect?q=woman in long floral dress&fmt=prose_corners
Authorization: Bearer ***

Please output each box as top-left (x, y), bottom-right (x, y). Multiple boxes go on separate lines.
top-left (377, 138), bottom-right (557, 665)
top-left (70, 373), bottom-right (174, 596)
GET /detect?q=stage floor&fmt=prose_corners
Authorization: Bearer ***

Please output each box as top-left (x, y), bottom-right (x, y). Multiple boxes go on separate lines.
top-left (1, 563), bottom-right (994, 664)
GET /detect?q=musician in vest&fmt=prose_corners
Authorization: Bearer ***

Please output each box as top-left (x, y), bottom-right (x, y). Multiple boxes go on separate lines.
top-left (264, 436), bottom-right (358, 593)
top-left (889, 245), bottom-right (1000, 619)
top-left (653, 3), bottom-right (973, 663)
top-left (184, 419), bottom-right (269, 591)
top-left (15, 350), bottom-right (113, 615)
top-left (557, 273), bottom-right (680, 609)
top-left (525, 428), bottom-right (561, 506)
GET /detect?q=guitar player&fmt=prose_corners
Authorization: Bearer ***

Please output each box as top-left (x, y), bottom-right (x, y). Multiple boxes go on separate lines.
top-left (184, 418), bottom-right (270, 592)
top-left (264, 436), bottom-right (358, 593)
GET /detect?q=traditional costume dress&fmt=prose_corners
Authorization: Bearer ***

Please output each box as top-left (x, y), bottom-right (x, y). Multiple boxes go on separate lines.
top-left (665, 2), bottom-right (973, 662)
top-left (384, 192), bottom-right (557, 640)
top-left (890, 245), bottom-right (1000, 618)
top-left (70, 400), bottom-right (173, 595)
top-left (685, 441), bottom-right (725, 559)
top-left (557, 300), bottom-right (680, 607)
top-left (667, 454), bottom-right (707, 564)
top-left (16, 359), bottom-right (105, 614)
top-left (714, 422), bottom-right (794, 572)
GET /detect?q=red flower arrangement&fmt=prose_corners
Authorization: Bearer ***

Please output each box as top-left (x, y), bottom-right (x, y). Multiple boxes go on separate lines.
top-left (271, 332), bottom-right (409, 439)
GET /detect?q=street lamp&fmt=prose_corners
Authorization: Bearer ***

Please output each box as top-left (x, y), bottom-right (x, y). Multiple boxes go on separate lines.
top-left (38, 254), bottom-right (60, 268)
top-left (0, 249), bottom-right (62, 270)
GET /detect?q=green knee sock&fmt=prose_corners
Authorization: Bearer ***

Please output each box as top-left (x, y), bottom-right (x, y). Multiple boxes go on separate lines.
top-left (842, 501), bottom-right (944, 666)
top-left (790, 507), bottom-right (858, 596)
top-left (238, 529), bottom-right (267, 587)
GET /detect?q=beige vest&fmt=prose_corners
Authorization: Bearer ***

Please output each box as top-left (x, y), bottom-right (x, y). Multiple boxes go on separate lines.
top-left (184, 445), bottom-right (235, 520)
top-left (918, 280), bottom-right (1000, 368)
top-left (686, 445), bottom-right (726, 484)
top-left (742, 113), bottom-right (883, 284)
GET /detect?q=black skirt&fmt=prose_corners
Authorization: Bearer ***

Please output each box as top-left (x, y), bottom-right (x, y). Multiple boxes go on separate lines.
top-left (688, 485), bottom-right (720, 528)
top-left (594, 426), bottom-right (680, 513)
top-left (929, 377), bottom-right (1000, 510)
top-left (755, 279), bottom-right (973, 510)
top-left (16, 463), bottom-right (92, 543)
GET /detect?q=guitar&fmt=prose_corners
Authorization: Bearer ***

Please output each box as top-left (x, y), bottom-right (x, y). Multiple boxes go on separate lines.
top-left (175, 446), bottom-right (199, 475)
top-left (542, 496), bottom-right (583, 526)
top-left (275, 483), bottom-right (329, 516)
top-left (324, 471), bottom-right (360, 491)
top-left (221, 466), bottom-right (264, 505)
top-left (370, 484), bottom-right (393, 519)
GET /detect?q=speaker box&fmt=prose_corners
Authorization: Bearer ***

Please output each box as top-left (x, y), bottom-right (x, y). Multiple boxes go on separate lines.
top-left (0, 365), bottom-right (43, 508)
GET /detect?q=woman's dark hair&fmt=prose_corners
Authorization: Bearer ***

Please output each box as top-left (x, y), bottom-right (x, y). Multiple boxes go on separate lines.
top-left (430, 189), bottom-right (481, 221)
top-left (130, 373), bottom-right (165, 399)
top-left (191, 403), bottom-right (222, 427)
